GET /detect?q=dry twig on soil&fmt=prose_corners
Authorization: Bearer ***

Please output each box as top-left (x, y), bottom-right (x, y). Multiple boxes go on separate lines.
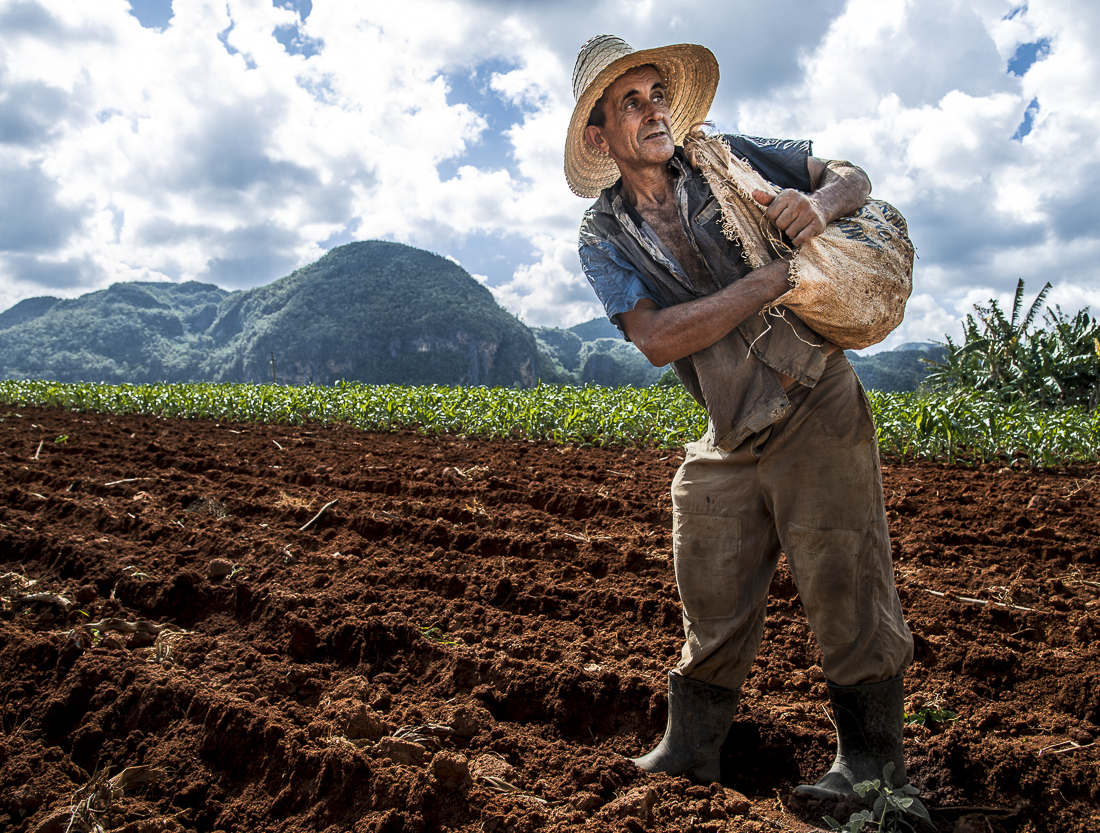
top-left (300, 499), bottom-right (338, 531)
top-left (918, 586), bottom-right (1038, 612)
top-left (393, 724), bottom-right (455, 749)
top-left (85, 618), bottom-right (183, 635)
top-left (477, 775), bottom-right (564, 807)
top-left (0, 572), bottom-right (36, 598)
top-left (453, 465), bottom-right (490, 480)
top-left (1038, 739), bottom-right (1096, 756)
top-left (154, 630), bottom-right (189, 664)
top-left (66, 765), bottom-right (169, 832)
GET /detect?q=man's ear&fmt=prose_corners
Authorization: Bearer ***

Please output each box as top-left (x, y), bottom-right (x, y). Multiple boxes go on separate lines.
top-left (584, 125), bottom-right (607, 153)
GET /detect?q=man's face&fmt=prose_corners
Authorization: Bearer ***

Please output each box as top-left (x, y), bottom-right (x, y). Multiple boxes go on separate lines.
top-left (585, 65), bottom-right (674, 171)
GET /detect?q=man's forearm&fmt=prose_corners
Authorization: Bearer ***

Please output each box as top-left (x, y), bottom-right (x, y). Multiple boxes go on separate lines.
top-left (622, 259), bottom-right (791, 367)
top-left (810, 161), bottom-right (871, 225)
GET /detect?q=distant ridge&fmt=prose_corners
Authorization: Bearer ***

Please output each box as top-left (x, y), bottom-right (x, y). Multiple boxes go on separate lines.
top-left (0, 296), bottom-right (61, 331)
top-left (532, 317), bottom-right (669, 387)
top-left (845, 343), bottom-right (945, 392)
top-left (0, 242), bottom-right (558, 387)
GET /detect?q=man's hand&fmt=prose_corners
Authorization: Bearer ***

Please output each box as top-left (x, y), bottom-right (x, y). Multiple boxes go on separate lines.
top-left (751, 158), bottom-right (872, 248)
top-left (752, 189), bottom-right (827, 247)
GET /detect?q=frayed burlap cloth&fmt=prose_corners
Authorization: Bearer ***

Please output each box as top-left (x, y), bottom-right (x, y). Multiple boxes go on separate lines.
top-left (684, 131), bottom-right (914, 350)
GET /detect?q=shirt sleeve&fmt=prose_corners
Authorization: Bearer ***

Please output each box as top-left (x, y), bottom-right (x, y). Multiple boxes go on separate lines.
top-left (722, 134), bottom-right (814, 192)
top-left (578, 239), bottom-right (659, 339)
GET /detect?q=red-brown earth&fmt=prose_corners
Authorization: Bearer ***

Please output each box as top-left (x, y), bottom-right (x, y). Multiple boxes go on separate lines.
top-left (0, 405), bottom-right (1097, 833)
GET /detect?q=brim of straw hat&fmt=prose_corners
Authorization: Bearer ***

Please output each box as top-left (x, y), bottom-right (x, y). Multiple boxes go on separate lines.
top-left (564, 43), bottom-right (719, 199)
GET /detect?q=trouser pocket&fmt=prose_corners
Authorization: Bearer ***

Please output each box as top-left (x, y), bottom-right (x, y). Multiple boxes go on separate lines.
top-left (786, 523), bottom-right (864, 646)
top-left (673, 513), bottom-right (742, 622)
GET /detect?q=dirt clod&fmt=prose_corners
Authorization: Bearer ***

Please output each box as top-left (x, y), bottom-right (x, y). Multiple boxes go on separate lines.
top-left (207, 559), bottom-right (233, 579)
top-left (375, 736), bottom-right (429, 766)
top-left (599, 786), bottom-right (657, 822)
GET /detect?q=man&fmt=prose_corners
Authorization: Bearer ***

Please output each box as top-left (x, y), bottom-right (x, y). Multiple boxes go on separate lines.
top-left (564, 35), bottom-right (915, 807)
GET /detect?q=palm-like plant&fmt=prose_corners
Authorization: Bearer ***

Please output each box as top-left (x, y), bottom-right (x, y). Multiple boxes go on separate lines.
top-left (925, 279), bottom-right (1100, 409)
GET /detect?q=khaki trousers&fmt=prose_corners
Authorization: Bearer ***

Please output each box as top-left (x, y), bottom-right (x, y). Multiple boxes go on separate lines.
top-left (671, 351), bottom-right (913, 689)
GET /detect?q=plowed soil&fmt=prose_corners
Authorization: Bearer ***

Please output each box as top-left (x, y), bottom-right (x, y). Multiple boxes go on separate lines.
top-left (1, 405), bottom-right (1098, 833)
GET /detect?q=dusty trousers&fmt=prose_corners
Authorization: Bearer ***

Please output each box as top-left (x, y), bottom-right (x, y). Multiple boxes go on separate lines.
top-left (671, 351), bottom-right (913, 689)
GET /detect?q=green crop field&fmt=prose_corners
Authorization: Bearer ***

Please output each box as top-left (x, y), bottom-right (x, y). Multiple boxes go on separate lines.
top-left (1, 379), bottom-right (1096, 466)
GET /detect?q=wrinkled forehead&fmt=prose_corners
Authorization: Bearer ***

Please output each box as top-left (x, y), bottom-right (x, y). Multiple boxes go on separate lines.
top-left (604, 64), bottom-right (665, 100)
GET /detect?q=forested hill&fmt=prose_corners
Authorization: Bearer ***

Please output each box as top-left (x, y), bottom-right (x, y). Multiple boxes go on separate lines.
top-left (0, 242), bottom-right (560, 387)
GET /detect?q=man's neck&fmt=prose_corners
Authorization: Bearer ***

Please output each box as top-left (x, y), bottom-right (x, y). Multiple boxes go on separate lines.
top-left (620, 159), bottom-right (677, 212)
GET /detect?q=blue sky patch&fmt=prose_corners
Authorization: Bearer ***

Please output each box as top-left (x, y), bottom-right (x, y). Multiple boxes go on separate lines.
top-left (128, 0), bottom-right (173, 31)
top-left (274, 23), bottom-right (321, 58)
top-left (437, 231), bottom-right (535, 289)
top-left (1013, 97), bottom-right (1039, 141)
top-left (282, 0), bottom-right (312, 20)
top-left (1008, 38), bottom-right (1050, 76)
top-left (437, 59), bottom-right (526, 181)
top-left (275, 1), bottom-right (320, 58)
top-left (218, 21), bottom-right (239, 55)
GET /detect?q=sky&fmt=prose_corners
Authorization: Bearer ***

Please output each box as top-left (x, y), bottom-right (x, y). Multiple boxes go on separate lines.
top-left (1, 0), bottom-right (1097, 353)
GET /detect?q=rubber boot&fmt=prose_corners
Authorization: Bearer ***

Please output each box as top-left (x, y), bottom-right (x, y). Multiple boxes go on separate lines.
top-left (632, 671), bottom-right (741, 784)
top-left (791, 675), bottom-right (906, 803)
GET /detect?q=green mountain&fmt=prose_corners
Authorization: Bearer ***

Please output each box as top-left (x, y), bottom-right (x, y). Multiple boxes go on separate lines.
top-left (846, 343), bottom-right (945, 392)
top-left (0, 296), bottom-right (61, 331)
top-left (0, 241), bottom-right (561, 387)
top-left (0, 281), bottom-right (230, 382)
top-left (532, 319), bottom-right (669, 387)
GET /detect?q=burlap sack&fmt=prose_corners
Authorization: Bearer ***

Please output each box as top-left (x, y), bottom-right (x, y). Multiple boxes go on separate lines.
top-left (685, 132), bottom-right (915, 350)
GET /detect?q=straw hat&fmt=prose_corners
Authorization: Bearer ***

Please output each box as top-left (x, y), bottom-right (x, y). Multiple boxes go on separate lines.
top-left (565, 34), bottom-right (719, 198)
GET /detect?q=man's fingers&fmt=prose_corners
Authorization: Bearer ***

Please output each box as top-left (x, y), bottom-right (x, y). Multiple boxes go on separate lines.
top-left (791, 227), bottom-right (814, 247)
top-left (790, 215), bottom-right (826, 247)
top-left (752, 189), bottom-right (773, 206)
top-left (769, 200), bottom-right (798, 231)
top-left (786, 215), bottom-right (811, 243)
top-left (765, 191), bottom-right (800, 223)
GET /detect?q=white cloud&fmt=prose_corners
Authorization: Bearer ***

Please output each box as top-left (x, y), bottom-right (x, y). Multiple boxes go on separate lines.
top-left (490, 234), bottom-right (604, 328)
top-left (0, 0), bottom-right (1097, 359)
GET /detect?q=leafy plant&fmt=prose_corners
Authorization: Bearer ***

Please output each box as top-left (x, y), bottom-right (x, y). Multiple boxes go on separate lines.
top-left (904, 705), bottom-right (957, 728)
top-left (420, 624), bottom-right (456, 645)
top-left (825, 762), bottom-right (931, 832)
top-left (654, 367), bottom-right (681, 387)
top-left (54, 434), bottom-right (69, 444)
top-left (924, 279), bottom-right (1100, 409)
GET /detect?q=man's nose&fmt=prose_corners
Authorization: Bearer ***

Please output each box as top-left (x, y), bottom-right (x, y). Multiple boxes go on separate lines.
top-left (641, 99), bottom-right (663, 121)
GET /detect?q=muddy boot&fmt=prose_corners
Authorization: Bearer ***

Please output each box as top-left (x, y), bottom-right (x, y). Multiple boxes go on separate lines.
top-left (632, 671), bottom-right (741, 784)
top-left (789, 675), bottom-right (906, 813)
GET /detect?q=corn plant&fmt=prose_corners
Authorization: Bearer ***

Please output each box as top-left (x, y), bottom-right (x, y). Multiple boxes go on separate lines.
top-left (1, 378), bottom-right (1096, 463)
